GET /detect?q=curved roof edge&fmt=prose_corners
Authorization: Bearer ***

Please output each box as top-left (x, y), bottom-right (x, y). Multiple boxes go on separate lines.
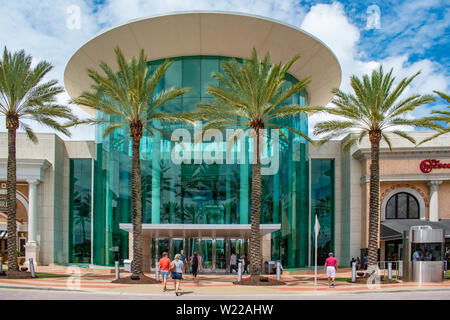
top-left (65, 11), bottom-right (342, 115)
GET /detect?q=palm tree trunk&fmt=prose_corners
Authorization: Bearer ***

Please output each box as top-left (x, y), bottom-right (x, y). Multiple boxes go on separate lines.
top-left (249, 128), bottom-right (262, 277)
top-left (368, 130), bottom-right (381, 269)
top-left (7, 127), bottom-right (19, 272)
top-left (131, 136), bottom-right (143, 277)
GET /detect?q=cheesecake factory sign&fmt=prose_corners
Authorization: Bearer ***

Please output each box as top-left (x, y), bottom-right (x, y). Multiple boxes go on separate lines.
top-left (420, 159), bottom-right (450, 173)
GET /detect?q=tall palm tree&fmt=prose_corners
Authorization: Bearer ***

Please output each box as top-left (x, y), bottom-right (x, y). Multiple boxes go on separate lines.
top-left (73, 47), bottom-right (192, 279)
top-left (418, 91), bottom-right (450, 145)
top-left (0, 47), bottom-right (76, 272)
top-left (314, 66), bottom-right (439, 270)
top-left (194, 48), bottom-right (318, 278)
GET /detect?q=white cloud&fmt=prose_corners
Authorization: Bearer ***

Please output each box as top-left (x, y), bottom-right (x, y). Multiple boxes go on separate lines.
top-left (0, 1), bottom-right (447, 141)
top-left (302, 2), bottom-right (449, 138)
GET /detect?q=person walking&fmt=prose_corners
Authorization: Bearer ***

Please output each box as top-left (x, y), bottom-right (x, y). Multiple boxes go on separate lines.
top-left (191, 252), bottom-right (199, 280)
top-left (242, 254), bottom-right (249, 274)
top-left (158, 252), bottom-right (171, 292)
top-left (229, 252), bottom-right (238, 274)
top-left (170, 253), bottom-right (184, 296)
top-left (324, 252), bottom-right (338, 288)
top-left (197, 253), bottom-right (203, 273)
top-left (355, 257), bottom-right (361, 270)
top-left (179, 249), bottom-right (188, 274)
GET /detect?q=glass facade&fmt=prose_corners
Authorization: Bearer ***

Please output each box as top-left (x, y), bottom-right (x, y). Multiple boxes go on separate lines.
top-left (91, 55), bottom-right (309, 267)
top-left (69, 159), bottom-right (92, 263)
top-left (310, 159), bottom-right (335, 265)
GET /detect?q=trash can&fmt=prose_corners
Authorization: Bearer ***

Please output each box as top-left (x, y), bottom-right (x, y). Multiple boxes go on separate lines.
top-left (264, 261), bottom-right (275, 274)
top-left (403, 227), bottom-right (445, 283)
top-left (123, 259), bottom-right (132, 273)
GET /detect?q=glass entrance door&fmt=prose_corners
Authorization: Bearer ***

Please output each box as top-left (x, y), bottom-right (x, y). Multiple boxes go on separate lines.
top-left (216, 239), bottom-right (226, 270)
top-left (170, 239), bottom-right (184, 259)
top-left (151, 238), bottom-right (169, 267)
top-left (201, 239), bottom-right (213, 270)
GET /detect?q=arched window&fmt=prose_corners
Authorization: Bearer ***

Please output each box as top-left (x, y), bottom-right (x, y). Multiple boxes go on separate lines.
top-left (386, 192), bottom-right (419, 219)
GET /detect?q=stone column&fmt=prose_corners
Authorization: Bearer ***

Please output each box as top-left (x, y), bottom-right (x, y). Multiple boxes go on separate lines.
top-left (261, 233), bottom-right (272, 264)
top-left (428, 180), bottom-right (442, 222)
top-left (25, 179), bottom-right (40, 266)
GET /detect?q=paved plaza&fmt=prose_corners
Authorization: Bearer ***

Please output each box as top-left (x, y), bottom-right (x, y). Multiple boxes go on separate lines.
top-left (0, 265), bottom-right (449, 299)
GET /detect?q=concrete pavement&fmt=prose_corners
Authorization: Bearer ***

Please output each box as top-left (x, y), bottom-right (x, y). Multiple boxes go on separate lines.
top-left (0, 265), bottom-right (449, 298)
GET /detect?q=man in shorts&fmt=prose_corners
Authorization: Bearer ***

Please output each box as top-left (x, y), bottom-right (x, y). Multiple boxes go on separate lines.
top-left (324, 252), bottom-right (338, 287)
top-left (159, 252), bottom-right (171, 292)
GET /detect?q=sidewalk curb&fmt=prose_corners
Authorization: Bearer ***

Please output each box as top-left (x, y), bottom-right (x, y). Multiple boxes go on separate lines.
top-left (0, 284), bottom-right (449, 296)
top-left (0, 285), bottom-right (87, 293)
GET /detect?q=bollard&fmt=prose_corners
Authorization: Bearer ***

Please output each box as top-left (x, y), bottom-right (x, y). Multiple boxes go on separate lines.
top-left (115, 260), bottom-right (120, 280)
top-left (352, 262), bottom-right (356, 282)
top-left (155, 262), bottom-right (160, 281)
top-left (388, 262), bottom-right (392, 280)
top-left (238, 262), bottom-right (242, 281)
top-left (29, 258), bottom-right (35, 278)
top-left (276, 262), bottom-right (281, 281)
top-left (398, 261), bottom-right (403, 278)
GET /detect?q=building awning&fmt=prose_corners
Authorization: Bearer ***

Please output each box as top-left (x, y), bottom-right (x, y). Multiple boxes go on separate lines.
top-left (119, 223), bottom-right (281, 239)
top-left (381, 219), bottom-right (450, 241)
top-left (0, 231), bottom-right (7, 239)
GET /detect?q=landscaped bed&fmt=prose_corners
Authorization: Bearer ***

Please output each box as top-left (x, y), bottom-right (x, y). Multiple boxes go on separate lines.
top-left (347, 276), bottom-right (400, 284)
top-left (233, 276), bottom-right (286, 286)
top-left (111, 274), bottom-right (160, 284)
top-left (1, 271), bottom-right (34, 279)
top-left (0, 268), bottom-right (70, 279)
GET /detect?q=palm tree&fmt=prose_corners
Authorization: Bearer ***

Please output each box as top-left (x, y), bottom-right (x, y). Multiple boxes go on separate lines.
top-left (194, 48), bottom-right (318, 278)
top-left (314, 66), bottom-right (439, 270)
top-left (0, 47), bottom-right (76, 272)
top-left (72, 47), bottom-right (192, 279)
top-left (418, 91), bottom-right (450, 145)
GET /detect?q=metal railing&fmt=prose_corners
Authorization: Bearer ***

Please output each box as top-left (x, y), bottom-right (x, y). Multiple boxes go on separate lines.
top-left (377, 261), bottom-right (402, 279)
top-left (377, 261), bottom-right (449, 278)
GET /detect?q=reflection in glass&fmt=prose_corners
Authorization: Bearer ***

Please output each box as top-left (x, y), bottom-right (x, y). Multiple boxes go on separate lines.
top-left (310, 159), bottom-right (334, 265)
top-left (69, 159), bottom-right (92, 263)
top-left (408, 197), bottom-right (419, 218)
top-left (397, 193), bottom-right (407, 218)
top-left (385, 192), bottom-right (420, 219)
top-left (386, 198), bottom-right (396, 219)
top-left (411, 243), bottom-right (442, 261)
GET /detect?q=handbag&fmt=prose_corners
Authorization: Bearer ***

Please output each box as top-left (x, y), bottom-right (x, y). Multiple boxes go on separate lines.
top-left (169, 262), bottom-right (175, 272)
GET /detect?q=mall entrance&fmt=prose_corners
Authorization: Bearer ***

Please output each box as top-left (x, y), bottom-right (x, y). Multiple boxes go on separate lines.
top-left (150, 238), bottom-right (249, 272)
top-left (119, 223), bottom-right (280, 273)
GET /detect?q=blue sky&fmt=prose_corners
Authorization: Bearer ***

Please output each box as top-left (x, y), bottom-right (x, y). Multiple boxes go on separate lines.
top-left (0, 0), bottom-right (448, 139)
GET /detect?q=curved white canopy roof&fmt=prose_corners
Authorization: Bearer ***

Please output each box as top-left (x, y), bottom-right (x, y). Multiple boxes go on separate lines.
top-left (64, 11), bottom-right (342, 115)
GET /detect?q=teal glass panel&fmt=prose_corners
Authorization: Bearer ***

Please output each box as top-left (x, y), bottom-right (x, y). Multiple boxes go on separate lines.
top-left (182, 57), bottom-right (201, 98)
top-left (201, 57), bottom-right (219, 98)
top-left (93, 55), bottom-right (309, 267)
top-left (69, 159), bottom-right (92, 264)
top-left (311, 159), bottom-right (335, 265)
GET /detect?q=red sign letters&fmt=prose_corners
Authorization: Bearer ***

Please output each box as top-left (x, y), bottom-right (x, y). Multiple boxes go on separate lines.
top-left (420, 159), bottom-right (450, 173)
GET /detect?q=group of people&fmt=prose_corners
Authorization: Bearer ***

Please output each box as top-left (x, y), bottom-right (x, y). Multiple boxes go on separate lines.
top-left (158, 249), bottom-right (203, 296)
top-left (229, 252), bottom-right (250, 274)
top-left (349, 256), bottom-right (362, 270)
